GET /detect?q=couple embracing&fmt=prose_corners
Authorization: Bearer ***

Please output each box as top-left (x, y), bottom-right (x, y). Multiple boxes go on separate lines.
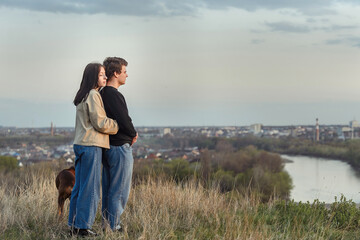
top-left (69, 57), bottom-right (137, 236)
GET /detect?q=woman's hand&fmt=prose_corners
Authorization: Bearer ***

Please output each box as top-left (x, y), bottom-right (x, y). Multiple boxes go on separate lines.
top-left (131, 133), bottom-right (138, 146)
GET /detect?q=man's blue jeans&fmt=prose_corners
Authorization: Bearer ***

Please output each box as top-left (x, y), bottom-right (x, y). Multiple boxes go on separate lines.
top-left (102, 143), bottom-right (134, 230)
top-left (68, 144), bottom-right (102, 229)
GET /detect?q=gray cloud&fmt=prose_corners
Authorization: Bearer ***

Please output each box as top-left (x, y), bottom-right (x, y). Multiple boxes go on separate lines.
top-left (307, 18), bottom-right (316, 23)
top-left (325, 36), bottom-right (360, 48)
top-left (205, 0), bottom-right (337, 15)
top-left (329, 25), bottom-right (358, 31)
top-left (326, 39), bottom-right (343, 45)
top-left (0, 0), bottom-right (202, 16)
top-left (0, 0), bottom-right (359, 16)
top-left (265, 21), bottom-right (311, 33)
top-left (317, 25), bottom-right (359, 32)
top-left (251, 39), bottom-right (265, 44)
top-left (265, 21), bottom-right (358, 34)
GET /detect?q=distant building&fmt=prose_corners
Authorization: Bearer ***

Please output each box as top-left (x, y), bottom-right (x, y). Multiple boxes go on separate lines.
top-left (215, 130), bottom-right (224, 136)
top-left (291, 126), bottom-right (305, 138)
top-left (201, 129), bottom-right (211, 137)
top-left (349, 120), bottom-right (360, 139)
top-left (250, 124), bottom-right (262, 135)
top-left (338, 127), bottom-right (352, 140)
top-left (50, 122), bottom-right (54, 136)
top-left (316, 118), bottom-right (319, 142)
top-left (349, 120), bottom-right (359, 129)
top-left (163, 128), bottom-right (171, 135)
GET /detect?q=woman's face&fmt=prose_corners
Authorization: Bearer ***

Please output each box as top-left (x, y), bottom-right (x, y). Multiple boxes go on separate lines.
top-left (97, 67), bottom-right (107, 88)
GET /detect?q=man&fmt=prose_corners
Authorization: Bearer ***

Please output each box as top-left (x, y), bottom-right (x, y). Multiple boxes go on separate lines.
top-left (100, 57), bottom-right (138, 231)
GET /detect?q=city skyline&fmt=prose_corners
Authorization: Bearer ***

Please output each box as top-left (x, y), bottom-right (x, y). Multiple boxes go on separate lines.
top-left (1, 1), bottom-right (360, 127)
top-left (1, 116), bottom-right (358, 128)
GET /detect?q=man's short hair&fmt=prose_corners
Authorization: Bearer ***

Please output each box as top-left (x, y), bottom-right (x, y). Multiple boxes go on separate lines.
top-left (103, 57), bottom-right (128, 80)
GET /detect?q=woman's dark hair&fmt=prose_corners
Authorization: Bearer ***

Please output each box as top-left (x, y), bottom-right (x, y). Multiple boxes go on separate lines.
top-left (73, 63), bottom-right (103, 106)
top-left (103, 57), bottom-right (128, 80)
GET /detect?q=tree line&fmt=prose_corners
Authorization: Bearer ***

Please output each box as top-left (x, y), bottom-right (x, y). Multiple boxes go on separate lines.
top-left (134, 139), bottom-right (292, 202)
top-left (142, 135), bottom-right (360, 172)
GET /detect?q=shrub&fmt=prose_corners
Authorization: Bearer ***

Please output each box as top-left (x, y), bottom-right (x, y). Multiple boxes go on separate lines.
top-left (213, 169), bottom-right (235, 192)
top-left (271, 199), bottom-right (329, 233)
top-left (0, 156), bottom-right (18, 172)
top-left (330, 195), bottom-right (360, 230)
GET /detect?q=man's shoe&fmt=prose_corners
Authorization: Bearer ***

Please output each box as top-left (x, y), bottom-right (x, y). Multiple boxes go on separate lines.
top-left (78, 229), bottom-right (98, 237)
top-left (70, 228), bottom-right (98, 237)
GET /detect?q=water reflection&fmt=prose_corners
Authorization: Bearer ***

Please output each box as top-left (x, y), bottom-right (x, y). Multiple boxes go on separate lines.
top-left (283, 155), bottom-right (360, 203)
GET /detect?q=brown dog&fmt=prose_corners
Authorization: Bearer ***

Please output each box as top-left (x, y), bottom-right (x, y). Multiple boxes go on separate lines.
top-left (55, 166), bottom-right (75, 217)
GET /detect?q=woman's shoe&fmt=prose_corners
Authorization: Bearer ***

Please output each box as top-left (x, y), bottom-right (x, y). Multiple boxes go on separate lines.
top-left (114, 225), bottom-right (123, 232)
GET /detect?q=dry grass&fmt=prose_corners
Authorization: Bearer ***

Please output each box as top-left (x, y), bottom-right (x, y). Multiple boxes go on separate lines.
top-left (0, 163), bottom-right (358, 239)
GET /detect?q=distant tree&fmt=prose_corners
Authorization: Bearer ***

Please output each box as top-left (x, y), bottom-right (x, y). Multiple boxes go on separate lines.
top-left (213, 169), bottom-right (235, 192)
top-left (200, 149), bottom-right (211, 183)
top-left (0, 156), bottom-right (18, 171)
top-left (215, 139), bottom-right (234, 152)
top-left (255, 152), bottom-right (283, 173)
top-left (168, 158), bottom-right (193, 182)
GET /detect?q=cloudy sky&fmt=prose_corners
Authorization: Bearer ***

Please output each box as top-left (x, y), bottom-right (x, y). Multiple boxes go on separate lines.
top-left (1, 0), bottom-right (360, 127)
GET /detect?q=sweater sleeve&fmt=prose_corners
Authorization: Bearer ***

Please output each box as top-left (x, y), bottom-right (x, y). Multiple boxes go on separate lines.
top-left (111, 92), bottom-right (137, 138)
top-left (86, 90), bottom-right (119, 134)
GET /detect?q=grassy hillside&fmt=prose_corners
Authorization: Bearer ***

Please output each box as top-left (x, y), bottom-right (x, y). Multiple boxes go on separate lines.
top-left (0, 163), bottom-right (360, 239)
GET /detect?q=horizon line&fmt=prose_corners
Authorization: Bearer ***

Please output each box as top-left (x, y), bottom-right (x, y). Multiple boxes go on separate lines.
top-left (0, 123), bottom-right (353, 129)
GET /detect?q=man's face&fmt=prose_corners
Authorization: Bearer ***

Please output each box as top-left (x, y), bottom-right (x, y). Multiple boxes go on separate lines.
top-left (118, 66), bottom-right (128, 85)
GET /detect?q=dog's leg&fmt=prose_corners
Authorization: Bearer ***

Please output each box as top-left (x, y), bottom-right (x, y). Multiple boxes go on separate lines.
top-left (58, 195), bottom-right (65, 218)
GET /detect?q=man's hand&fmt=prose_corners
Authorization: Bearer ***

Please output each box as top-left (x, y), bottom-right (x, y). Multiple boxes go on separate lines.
top-left (131, 133), bottom-right (138, 146)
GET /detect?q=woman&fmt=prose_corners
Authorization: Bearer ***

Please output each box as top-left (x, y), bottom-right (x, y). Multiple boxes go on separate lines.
top-left (68, 63), bottom-right (118, 237)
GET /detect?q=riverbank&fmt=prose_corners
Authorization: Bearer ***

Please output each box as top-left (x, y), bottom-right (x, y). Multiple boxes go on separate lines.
top-left (283, 154), bottom-right (360, 204)
top-left (227, 136), bottom-right (360, 173)
top-left (279, 151), bottom-right (360, 170)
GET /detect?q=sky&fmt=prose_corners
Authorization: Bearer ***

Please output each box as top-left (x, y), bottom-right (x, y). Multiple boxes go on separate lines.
top-left (1, 0), bottom-right (360, 127)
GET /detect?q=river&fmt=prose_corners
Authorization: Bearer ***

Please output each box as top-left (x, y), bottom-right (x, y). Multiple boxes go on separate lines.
top-left (282, 154), bottom-right (360, 203)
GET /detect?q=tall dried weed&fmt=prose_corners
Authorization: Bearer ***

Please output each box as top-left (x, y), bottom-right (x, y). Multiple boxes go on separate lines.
top-left (0, 163), bottom-right (358, 239)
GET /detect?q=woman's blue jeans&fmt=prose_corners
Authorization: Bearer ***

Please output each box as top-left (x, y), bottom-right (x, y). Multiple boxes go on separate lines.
top-left (102, 143), bottom-right (134, 230)
top-left (68, 144), bottom-right (102, 229)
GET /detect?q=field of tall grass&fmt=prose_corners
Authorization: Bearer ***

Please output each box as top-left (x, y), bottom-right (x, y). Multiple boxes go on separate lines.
top-left (1, 162), bottom-right (360, 239)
